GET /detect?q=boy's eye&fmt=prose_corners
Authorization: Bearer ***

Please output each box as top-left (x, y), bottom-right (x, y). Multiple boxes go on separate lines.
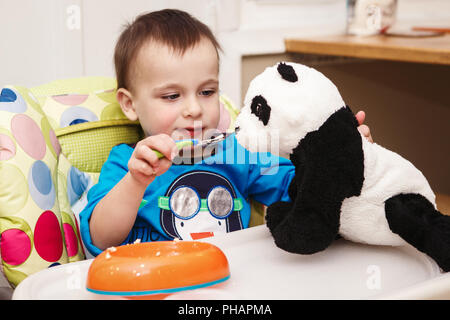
top-left (200, 90), bottom-right (215, 97)
top-left (162, 93), bottom-right (180, 100)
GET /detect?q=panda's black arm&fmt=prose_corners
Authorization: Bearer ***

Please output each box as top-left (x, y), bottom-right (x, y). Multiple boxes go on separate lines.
top-left (266, 106), bottom-right (365, 254)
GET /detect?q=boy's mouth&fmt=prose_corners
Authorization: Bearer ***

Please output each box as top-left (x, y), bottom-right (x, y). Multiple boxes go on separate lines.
top-left (183, 127), bottom-right (205, 138)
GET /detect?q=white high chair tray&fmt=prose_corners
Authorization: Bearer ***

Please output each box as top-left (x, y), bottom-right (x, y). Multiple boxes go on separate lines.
top-left (13, 225), bottom-right (450, 300)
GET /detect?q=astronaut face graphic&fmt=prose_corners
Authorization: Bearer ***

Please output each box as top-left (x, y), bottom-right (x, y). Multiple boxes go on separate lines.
top-left (160, 171), bottom-right (243, 240)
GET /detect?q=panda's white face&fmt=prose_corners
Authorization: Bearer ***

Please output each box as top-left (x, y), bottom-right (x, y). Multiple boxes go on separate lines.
top-left (235, 62), bottom-right (345, 157)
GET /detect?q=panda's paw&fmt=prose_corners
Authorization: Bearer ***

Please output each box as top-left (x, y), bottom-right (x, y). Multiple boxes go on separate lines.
top-left (266, 201), bottom-right (292, 231)
top-left (385, 193), bottom-right (450, 272)
top-left (270, 214), bottom-right (336, 255)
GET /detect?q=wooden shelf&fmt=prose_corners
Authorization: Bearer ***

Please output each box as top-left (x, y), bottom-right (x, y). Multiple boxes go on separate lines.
top-left (285, 34), bottom-right (450, 65)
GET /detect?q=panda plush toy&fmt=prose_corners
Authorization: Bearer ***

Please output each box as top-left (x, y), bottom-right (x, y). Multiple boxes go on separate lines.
top-left (235, 62), bottom-right (450, 272)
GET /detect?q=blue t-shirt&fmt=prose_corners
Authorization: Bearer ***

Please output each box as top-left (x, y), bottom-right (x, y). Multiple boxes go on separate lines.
top-left (79, 134), bottom-right (295, 256)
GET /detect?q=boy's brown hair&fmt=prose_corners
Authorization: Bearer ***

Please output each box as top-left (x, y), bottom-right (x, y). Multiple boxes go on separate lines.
top-left (114, 9), bottom-right (221, 91)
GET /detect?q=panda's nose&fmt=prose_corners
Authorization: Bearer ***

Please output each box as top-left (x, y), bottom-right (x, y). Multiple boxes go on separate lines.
top-left (234, 126), bottom-right (240, 133)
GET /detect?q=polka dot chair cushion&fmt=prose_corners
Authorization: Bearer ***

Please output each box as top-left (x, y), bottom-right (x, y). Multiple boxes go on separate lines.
top-left (0, 86), bottom-right (85, 287)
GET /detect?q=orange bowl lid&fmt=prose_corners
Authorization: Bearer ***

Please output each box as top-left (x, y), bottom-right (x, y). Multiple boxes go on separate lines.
top-left (86, 241), bottom-right (230, 297)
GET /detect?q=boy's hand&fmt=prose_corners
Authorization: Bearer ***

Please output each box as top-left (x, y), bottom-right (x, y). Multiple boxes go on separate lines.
top-left (128, 134), bottom-right (178, 187)
top-left (355, 111), bottom-right (373, 143)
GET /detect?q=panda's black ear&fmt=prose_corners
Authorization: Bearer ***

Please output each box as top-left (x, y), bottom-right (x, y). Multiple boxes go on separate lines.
top-left (277, 62), bottom-right (298, 83)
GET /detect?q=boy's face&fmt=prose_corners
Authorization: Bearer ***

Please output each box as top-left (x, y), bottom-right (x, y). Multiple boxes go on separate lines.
top-left (118, 37), bottom-right (220, 141)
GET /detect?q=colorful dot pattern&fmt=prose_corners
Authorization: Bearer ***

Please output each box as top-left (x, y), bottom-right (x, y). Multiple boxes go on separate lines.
top-left (0, 86), bottom-right (85, 287)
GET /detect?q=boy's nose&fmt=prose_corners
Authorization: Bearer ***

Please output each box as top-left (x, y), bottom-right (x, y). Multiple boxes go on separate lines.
top-left (183, 97), bottom-right (202, 118)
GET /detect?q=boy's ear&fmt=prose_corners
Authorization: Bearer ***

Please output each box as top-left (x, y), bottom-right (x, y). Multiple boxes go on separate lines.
top-left (117, 88), bottom-right (138, 121)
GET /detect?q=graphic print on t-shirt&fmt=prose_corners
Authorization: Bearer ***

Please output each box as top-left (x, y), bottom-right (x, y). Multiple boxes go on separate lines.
top-left (160, 170), bottom-right (244, 240)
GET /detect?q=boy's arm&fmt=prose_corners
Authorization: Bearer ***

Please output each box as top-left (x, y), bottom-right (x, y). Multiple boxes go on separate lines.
top-left (79, 144), bottom-right (133, 255)
top-left (85, 135), bottom-right (177, 252)
top-left (247, 153), bottom-right (296, 206)
top-left (89, 172), bottom-right (147, 250)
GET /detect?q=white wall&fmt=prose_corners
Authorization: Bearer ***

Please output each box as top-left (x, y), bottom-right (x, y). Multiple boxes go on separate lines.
top-left (0, 0), bottom-right (83, 87)
top-left (0, 0), bottom-right (220, 88)
top-left (1, 0), bottom-right (450, 105)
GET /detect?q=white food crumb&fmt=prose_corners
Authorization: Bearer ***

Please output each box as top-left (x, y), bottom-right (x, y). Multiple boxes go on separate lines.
top-left (134, 238), bottom-right (141, 244)
top-left (105, 252), bottom-right (111, 259)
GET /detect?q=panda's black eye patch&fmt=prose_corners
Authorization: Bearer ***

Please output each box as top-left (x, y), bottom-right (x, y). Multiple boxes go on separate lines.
top-left (277, 62), bottom-right (298, 83)
top-left (251, 95), bottom-right (271, 126)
